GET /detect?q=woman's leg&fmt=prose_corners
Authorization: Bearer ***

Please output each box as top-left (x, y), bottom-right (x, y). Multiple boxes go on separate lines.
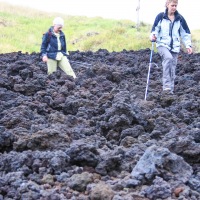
top-left (47, 59), bottom-right (57, 75)
top-left (157, 47), bottom-right (174, 92)
top-left (170, 52), bottom-right (178, 92)
top-left (58, 56), bottom-right (76, 78)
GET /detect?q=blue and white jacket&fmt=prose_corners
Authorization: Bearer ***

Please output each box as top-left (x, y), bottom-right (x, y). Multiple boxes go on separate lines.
top-left (150, 9), bottom-right (192, 52)
top-left (40, 26), bottom-right (67, 60)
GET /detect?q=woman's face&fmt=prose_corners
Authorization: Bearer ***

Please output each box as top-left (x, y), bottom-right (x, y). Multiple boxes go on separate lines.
top-left (167, 2), bottom-right (178, 14)
top-left (53, 25), bottom-right (63, 33)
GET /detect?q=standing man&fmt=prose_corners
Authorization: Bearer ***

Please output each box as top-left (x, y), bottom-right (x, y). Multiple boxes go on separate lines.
top-left (40, 17), bottom-right (76, 78)
top-left (150, 0), bottom-right (192, 94)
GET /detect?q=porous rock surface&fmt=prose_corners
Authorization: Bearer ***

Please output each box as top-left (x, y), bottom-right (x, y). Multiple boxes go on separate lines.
top-left (0, 49), bottom-right (199, 200)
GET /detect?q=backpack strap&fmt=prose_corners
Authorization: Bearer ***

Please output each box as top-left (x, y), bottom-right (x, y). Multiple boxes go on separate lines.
top-left (47, 31), bottom-right (52, 44)
top-left (159, 12), bottom-right (165, 33)
top-left (161, 12), bottom-right (165, 23)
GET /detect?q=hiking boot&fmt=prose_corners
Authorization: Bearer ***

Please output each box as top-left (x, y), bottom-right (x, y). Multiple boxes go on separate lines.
top-left (162, 89), bottom-right (174, 95)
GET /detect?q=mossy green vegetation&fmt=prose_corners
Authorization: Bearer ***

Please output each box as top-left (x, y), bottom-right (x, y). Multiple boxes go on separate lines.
top-left (0, 2), bottom-right (199, 54)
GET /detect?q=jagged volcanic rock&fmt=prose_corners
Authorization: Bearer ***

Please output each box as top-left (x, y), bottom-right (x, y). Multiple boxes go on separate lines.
top-left (0, 49), bottom-right (199, 199)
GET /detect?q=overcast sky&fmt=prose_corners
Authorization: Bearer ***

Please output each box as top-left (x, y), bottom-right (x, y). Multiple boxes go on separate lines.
top-left (0, 0), bottom-right (199, 30)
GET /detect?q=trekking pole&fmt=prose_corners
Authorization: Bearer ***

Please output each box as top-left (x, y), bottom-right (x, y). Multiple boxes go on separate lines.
top-left (144, 41), bottom-right (155, 101)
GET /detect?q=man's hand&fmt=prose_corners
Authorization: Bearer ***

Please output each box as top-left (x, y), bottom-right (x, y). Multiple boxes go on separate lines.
top-left (187, 47), bottom-right (193, 54)
top-left (42, 55), bottom-right (48, 62)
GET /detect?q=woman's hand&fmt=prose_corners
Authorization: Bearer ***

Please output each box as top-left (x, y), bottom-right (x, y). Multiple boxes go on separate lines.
top-left (151, 34), bottom-right (157, 42)
top-left (187, 47), bottom-right (193, 54)
top-left (42, 55), bottom-right (48, 62)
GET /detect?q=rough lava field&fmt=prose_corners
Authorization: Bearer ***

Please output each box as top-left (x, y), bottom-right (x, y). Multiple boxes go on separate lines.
top-left (0, 48), bottom-right (200, 200)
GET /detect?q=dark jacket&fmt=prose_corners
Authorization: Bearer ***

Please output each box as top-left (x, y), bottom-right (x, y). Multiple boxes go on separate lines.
top-left (40, 26), bottom-right (67, 60)
top-left (150, 9), bottom-right (192, 52)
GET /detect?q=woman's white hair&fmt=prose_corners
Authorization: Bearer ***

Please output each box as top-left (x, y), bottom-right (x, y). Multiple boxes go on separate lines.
top-left (165, 0), bottom-right (178, 7)
top-left (53, 17), bottom-right (64, 26)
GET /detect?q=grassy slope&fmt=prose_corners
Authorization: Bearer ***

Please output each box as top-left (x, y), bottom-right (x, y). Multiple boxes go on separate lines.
top-left (0, 2), bottom-right (199, 54)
